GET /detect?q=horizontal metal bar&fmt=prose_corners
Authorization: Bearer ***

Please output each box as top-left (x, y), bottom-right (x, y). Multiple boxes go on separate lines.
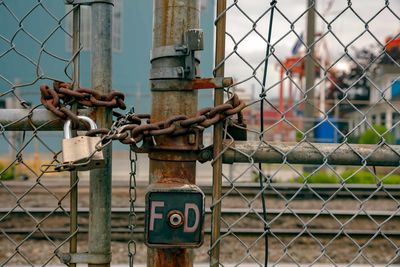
top-left (150, 77), bottom-right (233, 91)
top-left (2, 207), bottom-right (398, 220)
top-left (58, 253), bottom-right (111, 265)
top-left (4, 180), bottom-right (400, 198)
top-left (4, 227), bottom-right (400, 238)
top-left (0, 109), bottom-right (89, 131)
top-left (65, 0), bottom-right (113, 5)
top-left (222, 141), bottom-right (400, 166)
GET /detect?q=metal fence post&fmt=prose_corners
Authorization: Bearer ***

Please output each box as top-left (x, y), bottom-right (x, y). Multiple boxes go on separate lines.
top-left (210, 0), bottom-right (227, 266)
top-left (148, 0), bottom-right (200, 266)
top-left (88, 2), bottom-right (113, 267)
top-left (70, 4), bottom-right (81, 267)
top-left (304, 0), bottom-right (316, 134)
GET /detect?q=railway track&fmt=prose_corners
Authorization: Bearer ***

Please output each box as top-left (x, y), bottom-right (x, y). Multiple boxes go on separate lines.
top-left (2, 180), bottom-right (400, 199)
top-left (2, 207), bottom-right (400, 238)
top-left (1, 207), bottom-right (399, 219)
top-left (3, 227), bottom-right (400, 238)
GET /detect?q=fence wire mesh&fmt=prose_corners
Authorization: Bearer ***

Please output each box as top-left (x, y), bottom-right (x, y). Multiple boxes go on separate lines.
top-left (210, 0), bottom-right (400, 266)
top-left (0, 1), bottom-right (80, 265)
top-left (2, 0), bottom-right (400, 266)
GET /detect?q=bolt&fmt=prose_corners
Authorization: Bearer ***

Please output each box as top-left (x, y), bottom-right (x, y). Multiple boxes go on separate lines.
top-left (58, 253), bottom-right (72, 264)
top-left (188, 133), bottom-right (196, 145)
top-left (168, 210), bottom-right (184, 228)
top-left (198, 149), bottom-right (213, 163)
top-left (222, 77), bottom-right (233, 87)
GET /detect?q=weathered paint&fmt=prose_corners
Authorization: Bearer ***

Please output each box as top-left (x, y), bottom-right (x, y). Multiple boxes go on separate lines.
top-left (148, 0), bottom-right (201, 266)
top-left (88, 3), bottom-right (113, 267)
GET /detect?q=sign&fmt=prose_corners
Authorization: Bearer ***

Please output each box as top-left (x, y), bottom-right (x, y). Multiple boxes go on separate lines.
top-left (145, 185), bottom-right (204, 248)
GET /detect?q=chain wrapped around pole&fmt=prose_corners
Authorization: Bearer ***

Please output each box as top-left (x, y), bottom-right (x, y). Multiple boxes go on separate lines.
top-left (40, 80), bottom-right (126, 125)
top-left (87, 93), bottom-right (245, 147)
top-left (40, 81), bottom-right (245, 149)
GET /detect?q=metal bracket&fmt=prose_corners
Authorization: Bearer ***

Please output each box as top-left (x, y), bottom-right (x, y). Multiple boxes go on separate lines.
top-left (150, 67), bottom-right (185, 79)
top-left (151, 77), bottom-right (234, 91)
top-left (198, 145), bottom-right (214, 163)
top-left (58, 252), bottom-right (111, 264)
top-left (150, 29), bottom-right (204, 80)
top-left (65, 0), bottom-right (114, 5)
top-left (151, 45), bottom-right (190, 61)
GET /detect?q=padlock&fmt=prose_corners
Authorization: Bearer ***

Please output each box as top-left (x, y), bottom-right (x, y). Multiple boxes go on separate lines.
top-left (226, 119), bottom-right (248, 141)
top-left (62, 116), bottom-right (104, 171)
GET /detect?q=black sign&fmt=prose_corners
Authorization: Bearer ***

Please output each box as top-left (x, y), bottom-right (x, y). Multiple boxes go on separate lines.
top-left (145, 186), bottom-right (204, 248)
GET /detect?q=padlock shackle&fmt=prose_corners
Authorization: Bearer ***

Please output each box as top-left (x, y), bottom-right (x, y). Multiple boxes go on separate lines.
top-left (64, 116), bottom-right (98, 139)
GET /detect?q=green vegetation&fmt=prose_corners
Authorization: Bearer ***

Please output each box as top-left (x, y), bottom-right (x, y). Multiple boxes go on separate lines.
top-left (0, 163), bottom-right (15, 180)
top-left (294, 171), bottom-right (339, 184)
top-left (292, 170), bottom-right (400, 185)
top-left (359, 124), bottom-right (395, 144)
top-left (295, 131), bottom-right (303, 142)
top-left (380, 174), bottom-right (400, 185)
top-left (341, 169), bottom-right (376, 184)
top-left (348, 124), bottom-right (395, 144)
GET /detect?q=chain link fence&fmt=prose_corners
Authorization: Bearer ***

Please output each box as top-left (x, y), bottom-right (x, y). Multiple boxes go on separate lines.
top-left (2, 0), bottom-right (400, 266)
top-left (210, 0), bottom-right (400, 265)
top-left (0, 0), bottom-right (81, 265)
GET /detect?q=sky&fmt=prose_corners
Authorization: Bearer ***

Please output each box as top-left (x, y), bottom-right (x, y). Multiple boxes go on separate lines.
top-left (221, 0), bottom-right (400, 99)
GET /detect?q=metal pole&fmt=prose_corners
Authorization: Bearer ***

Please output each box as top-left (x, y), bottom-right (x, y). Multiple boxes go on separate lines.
top-left (0, 109), bottom-right (90, 131)
top-left (148, 1), bottom-right (200, 266)
top-left (69, 4), bottom-right (81, 267)
top-left (304, 0), bottom-right (316, 135)
top-left (221, 141), bottom-right (400, 167)
top-left (88, 2), bottom-right (113, 267)
top-left (210, 0), bottom-right (226, 266)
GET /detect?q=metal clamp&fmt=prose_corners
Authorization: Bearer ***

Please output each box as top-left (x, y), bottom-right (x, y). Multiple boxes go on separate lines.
top-left (150, 29), bottom-right (204, 80)
top-left (65, 0), bottom-right (114, 5)
top-left (58, 252), bottom-right (111, 264)
top-left (150, 67), bottom-right (185, 80)
top-left (151, 45), bottom-right (190, 61)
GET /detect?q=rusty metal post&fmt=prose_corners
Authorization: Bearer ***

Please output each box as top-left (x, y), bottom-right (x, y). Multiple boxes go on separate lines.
top-left (148, 0), bottom-right (200, 266)
top-left (69, 4), bottom-right (80, 267)
top-left (210, 0), bottom-right (226, 266)
top-left (88, 2), bottom-right (113, 267)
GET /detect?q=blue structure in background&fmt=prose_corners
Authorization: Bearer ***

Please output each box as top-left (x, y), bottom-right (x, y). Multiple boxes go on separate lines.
top-left (0, 0), bottom-right (215, 153)
top-left (392, 80), bottom-right (400, 98)
top-left (314, 118), bottom-right (339, 143)
top-left (0, 0), bottom-right (214, 110)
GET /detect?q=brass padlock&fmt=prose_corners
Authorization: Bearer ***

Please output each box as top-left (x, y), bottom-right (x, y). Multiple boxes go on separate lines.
top-left (62, 116), bottom-right (104, 171)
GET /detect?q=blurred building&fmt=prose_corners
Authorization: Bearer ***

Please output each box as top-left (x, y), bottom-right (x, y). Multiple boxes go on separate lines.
top-left (0, 0), bottom-right (215, 112)
top-left (343, 37), bottom-right (400, 143)
top-left (0, 0), bottom-right (215, 153)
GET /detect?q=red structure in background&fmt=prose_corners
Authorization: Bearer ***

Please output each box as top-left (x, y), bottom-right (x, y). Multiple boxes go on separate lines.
top-left (385, 35), bottom-right (400, 50)
top-left (240, 56), bottom-right (307, 141)
top-left (278, 56), bottom-right (305, 114)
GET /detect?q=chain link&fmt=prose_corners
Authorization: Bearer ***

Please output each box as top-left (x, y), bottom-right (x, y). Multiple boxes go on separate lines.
top-left (40, 80), bottom-right (126, 124)
top-left (40, 90), bottom-right (245, 172)
top-left (87, 93), bottom-right (245, 145)
top-left (39, 81), bottom-right (245, 146)
top-left (127, 144), bottom-right (137, 266)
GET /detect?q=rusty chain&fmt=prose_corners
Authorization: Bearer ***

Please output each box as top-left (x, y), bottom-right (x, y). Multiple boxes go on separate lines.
top-left (40, 80), bottom-right (245, 147)
top-left (40, 80), bottom-right (126, 125)
top-left (86, 93), bottom-right (245, 147)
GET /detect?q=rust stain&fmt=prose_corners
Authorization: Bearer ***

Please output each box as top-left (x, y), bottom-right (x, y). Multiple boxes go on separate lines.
top-left (154, 248), bottom-right (191, 267)
top-left (161, 0), bottom-right (169, 46)
top-left (169, 0), bottom-right (175, 45)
